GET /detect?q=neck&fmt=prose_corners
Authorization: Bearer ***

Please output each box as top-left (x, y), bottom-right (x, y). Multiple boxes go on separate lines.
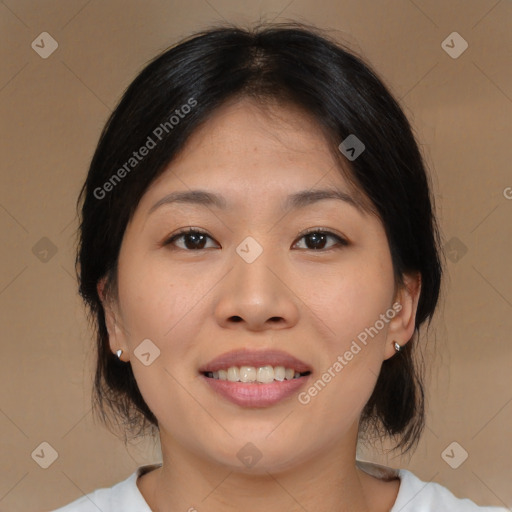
top-left (138, 430), bottom-right (391, 512)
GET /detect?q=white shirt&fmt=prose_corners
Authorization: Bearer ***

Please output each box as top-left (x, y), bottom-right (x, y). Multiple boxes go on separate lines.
top-left (50, 460), bottom-right (509, 511)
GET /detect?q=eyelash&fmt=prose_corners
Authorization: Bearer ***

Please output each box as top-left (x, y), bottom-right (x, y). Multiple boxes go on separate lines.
top-left (163, 227), bottom-right (349, 252)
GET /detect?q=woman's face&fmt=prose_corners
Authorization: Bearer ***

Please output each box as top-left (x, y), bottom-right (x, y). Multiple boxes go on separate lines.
top-left (102, 97), bottom-right (419, 473)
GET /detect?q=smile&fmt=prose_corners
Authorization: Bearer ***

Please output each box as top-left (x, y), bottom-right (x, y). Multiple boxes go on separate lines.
top-left (200, 368), bottom-right (312, 408)
top-left (202, 365), bottom-right (311, 383)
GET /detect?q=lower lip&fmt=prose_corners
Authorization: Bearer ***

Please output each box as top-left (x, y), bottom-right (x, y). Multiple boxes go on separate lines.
top-left (200, 374), bottom-right (311, 408)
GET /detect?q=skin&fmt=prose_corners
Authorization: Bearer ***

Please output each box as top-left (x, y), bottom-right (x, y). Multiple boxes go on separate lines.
top-left (99, 96), bottom-right (422, 512)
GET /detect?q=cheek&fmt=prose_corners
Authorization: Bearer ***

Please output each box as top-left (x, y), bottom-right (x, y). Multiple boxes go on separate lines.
top-left (118, 255), bottom-right (212, 394)
top-left (118, 253), bottom-right (213, 341)
top-left (297, 258), bottom-right (394, 413)
top-left (298, 276), bottom-right (391, 428)
top-left (302, 257), bottom-right (394, 344)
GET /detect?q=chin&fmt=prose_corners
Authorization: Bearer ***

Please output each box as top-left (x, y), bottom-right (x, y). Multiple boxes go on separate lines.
top-left (204, 435), bottom-right (313, 476)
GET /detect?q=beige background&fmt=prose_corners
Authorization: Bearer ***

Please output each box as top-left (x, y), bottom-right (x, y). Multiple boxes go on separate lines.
top-left (1, 0), bottom-right (511, 510)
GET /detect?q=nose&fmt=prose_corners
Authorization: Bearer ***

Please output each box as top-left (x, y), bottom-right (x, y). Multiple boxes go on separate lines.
top-left (213, 245), bottom-right (300, 332)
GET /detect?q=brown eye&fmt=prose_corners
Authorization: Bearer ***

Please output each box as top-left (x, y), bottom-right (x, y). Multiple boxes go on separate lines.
top-left (294, 230), bottom-right (348, 251)
top-left (164, 229), bottom-right (218, 250)
top-left (163, 228), bottom-right (348, 252)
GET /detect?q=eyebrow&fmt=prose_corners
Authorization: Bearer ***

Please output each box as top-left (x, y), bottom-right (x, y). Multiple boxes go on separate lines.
top-left (148, 188), bottom-right (367, 215)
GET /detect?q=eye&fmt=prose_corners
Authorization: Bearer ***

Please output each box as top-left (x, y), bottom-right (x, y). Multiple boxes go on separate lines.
top-left (293, 229), bottom-right (349, 251)
top-left (163, 228), bottom-right (218, 250)
top-left (163, 227), bottom-right (349, 252)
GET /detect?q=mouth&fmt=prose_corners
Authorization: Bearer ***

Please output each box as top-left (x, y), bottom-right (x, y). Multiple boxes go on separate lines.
top-left (201, 366), bottom-right (311, 383)
top-left (198, 349), bottom-right (313, 407)
top-left (198, 348), bottom-right (312, 375)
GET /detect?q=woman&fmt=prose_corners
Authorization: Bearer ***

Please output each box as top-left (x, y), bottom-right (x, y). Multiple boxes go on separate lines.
top-left (52, 22), bottom-right (507, 512)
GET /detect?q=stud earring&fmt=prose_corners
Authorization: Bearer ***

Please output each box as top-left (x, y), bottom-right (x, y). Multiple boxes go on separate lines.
top-left (393, 341), bottom-right (401, 353)
top-left (116, 349), bottom-right (123, 358)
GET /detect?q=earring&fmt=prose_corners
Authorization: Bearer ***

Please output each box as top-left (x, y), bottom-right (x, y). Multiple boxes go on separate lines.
top-left (116, 349), bottom-right (123, 358)
top-left (393, 341), bottom-right (402, 353)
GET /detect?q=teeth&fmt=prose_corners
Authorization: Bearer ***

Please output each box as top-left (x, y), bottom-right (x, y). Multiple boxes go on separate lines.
top-left (205, 365), bottom-right (308, 382)
top-left (227, 366), bottom-right (239, 382)
top-left (239, 366), bottom-right (256, 383)
top-left (274, 366), bottom-right (286, 381)
top-left (257, 365), bottom-right (274, 383)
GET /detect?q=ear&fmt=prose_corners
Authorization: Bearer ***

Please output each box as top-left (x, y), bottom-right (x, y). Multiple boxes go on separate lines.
top-left (97, 277), bottom-right (127, 360)
top-left (384, 271), bottom-right (422, 360)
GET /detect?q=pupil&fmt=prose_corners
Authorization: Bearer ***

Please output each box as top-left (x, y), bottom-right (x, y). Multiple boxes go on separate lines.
top-left (308, 233), bottom-right (325, 249)
top-left (187, 233), bottom-right (205, 249)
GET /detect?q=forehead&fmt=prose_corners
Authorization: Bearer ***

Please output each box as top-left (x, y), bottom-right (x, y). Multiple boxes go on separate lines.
top-left (140, 97), bottom-right (371, 214)
top-left (187, 96), bottom-right (331, 154)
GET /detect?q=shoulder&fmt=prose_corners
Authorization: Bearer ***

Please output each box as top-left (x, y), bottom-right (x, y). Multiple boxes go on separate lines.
top-left (356, 460), bottom-right (507, 512)
top-left (49, 486), bottom-right (114, 512)
top-left (47, 464), bottom-right (161, 512)
top-left (393, 468), bottom-right (509, 512)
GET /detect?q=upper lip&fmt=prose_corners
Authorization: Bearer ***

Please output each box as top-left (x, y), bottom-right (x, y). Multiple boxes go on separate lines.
top-left (198, 349), bottom-right (312, 374)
